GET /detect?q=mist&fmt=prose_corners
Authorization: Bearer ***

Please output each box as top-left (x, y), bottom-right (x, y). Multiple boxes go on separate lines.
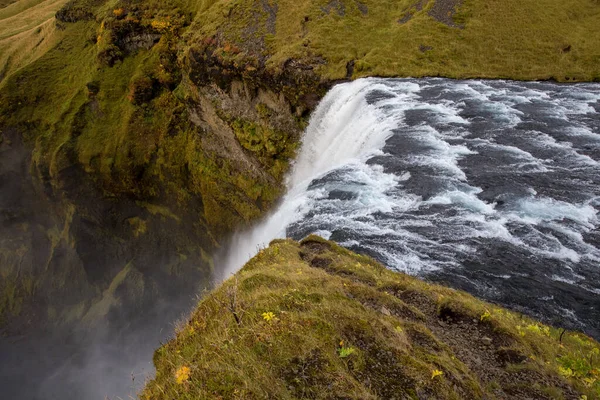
top-left (0, 128), bottom-right (213, 399)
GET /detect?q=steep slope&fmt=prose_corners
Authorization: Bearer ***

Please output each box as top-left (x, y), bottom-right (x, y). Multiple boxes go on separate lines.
top-left (143, 236), bottom-right (600, 399)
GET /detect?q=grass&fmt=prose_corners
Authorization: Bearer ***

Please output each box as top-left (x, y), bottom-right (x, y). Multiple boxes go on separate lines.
top-left (190, 0), bottom-right (600, 82)
top-left (1, 0), bottom-right (599, 238)
top-left (0, 0), bottom-right (68, 84)
top-left (142, 236), bottom-right (600, 399)
top-left (0, 0), bottom-right (300, 237)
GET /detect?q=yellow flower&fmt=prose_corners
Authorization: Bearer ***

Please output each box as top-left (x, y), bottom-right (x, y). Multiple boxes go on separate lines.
top-left (175, 366), bottom-right (191, 384)
top-left (431, 369), bottom-right (444, 379)
top-left (480, 309), bottom-right (492, 321)
top-left (262, 312), bottom-right (275, 322)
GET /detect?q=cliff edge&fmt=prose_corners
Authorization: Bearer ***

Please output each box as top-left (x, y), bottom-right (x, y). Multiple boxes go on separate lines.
top-left (143, 236), bottom-right (600, 399)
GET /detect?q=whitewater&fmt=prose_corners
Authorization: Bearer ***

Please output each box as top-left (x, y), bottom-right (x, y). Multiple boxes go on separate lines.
top-left (219, 78), bottom-right (600, 338)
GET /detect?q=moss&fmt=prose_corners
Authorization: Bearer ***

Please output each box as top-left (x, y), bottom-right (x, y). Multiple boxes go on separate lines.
top-left (1, 0), bottom-right (293, 239)
top-left (142, 238), bottom-right (600, 399)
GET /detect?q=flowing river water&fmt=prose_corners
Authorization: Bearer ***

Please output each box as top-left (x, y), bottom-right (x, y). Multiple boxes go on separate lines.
top-left (221, 78), bottom-right (600, 339)
top-left (2, 78), bottom-right (600, 399)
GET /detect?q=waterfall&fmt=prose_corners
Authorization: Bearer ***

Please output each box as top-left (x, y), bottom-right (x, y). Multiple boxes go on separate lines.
top-left (215, 78), bottom-right (412, 281)
top-left (214, 77), bottom-right (600, 338)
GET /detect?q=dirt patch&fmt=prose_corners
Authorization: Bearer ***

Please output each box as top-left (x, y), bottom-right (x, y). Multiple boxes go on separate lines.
top-left (321, 0), bottom-right (345, 16)
top-left (355, 0), bottom-right (368, 15)
top-left (398, 0), bottom-right (429, 24)
top-left (281, 349), bottom-right (330, 398)
top-left (261, 0), bottom-right (278, 35)
top-left (309, 256), bottom-right (332, 268)
top-left (300, 239), bottom-right (331, 253)
top-left (342, 322), bottom-right (422, 398)
top-left (430, 308), bottom-right (579, 399)
top-left (428, 0), bottom-right (464, 28)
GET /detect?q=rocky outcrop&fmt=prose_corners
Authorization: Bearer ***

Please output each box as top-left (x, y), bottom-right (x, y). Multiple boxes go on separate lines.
top-left (0, 128), bottom-right (212, 335)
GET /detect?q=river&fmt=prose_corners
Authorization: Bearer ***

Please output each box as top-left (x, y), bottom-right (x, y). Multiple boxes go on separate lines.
top-left (221, 78), bottom-right (600, 339)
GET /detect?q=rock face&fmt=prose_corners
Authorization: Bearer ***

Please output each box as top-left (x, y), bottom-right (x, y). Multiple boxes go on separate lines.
top-left (143, 237), bottom-right (600, 399)
top-left (0, 128), bottom-right (212, 334)
top-left (0, 0), bottom-right (332, 333)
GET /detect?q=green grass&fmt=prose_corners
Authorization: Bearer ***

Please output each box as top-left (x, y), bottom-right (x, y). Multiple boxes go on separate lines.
top-left (2, 0), bottom-right (599, 240)
top-left (0, 0), bottom-right (298, 236)
top-left (190, 0), bottom-right (600, 82)
top-left (142, 237), bottom-right (600, 399)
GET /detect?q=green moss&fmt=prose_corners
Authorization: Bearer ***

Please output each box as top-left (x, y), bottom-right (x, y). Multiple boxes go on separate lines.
top-left (142, 237), bottom-right (600, 399)
top-left (0, 0), bottom-right (292, 238)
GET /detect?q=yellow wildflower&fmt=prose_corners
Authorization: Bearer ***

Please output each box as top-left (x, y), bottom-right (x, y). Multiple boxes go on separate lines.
top-left (262, 312), bottom-right (275, 322)
top-left (431, 369), bottom-right (444, 379)
top-left (480, 309), bottom-right (491, 321)
top-left (175, 366), bottom-right (191, 384)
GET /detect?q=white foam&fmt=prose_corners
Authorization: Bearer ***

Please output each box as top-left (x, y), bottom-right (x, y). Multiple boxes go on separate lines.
top-left (512, 197), bottom-right (598, 228)
top-left (215, 79), bottom-right (415, 281)
top-left (551, 275), bottom-right (577, 285)
top-left (410, 125), bottom-right (476, 180)
top-left (215, 77), bottom-right (600, 305)
top-left (426, 189), bottom-right (495, 214)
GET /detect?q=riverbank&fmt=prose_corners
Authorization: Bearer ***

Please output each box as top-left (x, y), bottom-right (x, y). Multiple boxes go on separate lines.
top-left (143, 236), bottom-right (600, 399)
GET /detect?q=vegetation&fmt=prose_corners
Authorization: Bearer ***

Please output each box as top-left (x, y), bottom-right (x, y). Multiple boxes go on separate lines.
top-left (2, 0), bottom-right (599, 239)
top-left (143, 237), bottom-right (600, 399)
top-left (191, 0), bottom-right (600, 82)
top-left (0, 0), bottom-right (68, 84)
top-left (0, 0), bottom-right (300, 239)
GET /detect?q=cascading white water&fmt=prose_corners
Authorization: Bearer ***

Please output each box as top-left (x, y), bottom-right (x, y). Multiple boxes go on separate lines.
top-left (216, 78), bottom-right (411, 281)
top-left (215, 77), bottom-right (600, 338)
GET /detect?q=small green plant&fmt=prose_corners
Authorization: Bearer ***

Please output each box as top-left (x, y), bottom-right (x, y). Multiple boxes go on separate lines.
top-left (557, 345), bottom-right (600, 393)
top-left (338, 342), bottom-right (356, 358)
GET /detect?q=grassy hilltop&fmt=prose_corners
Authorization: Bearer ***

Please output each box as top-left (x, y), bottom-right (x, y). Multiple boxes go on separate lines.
top-left (143, 237), bottom-right (600, 399)
top-left (190, 0), bottom-right (600, 81)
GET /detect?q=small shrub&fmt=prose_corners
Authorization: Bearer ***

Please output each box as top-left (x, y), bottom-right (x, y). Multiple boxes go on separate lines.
top-left (128, 75), bottom-right (156, 105)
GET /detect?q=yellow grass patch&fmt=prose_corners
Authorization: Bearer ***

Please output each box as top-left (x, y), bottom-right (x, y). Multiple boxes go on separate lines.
top-left (0, 0), bottom-right (68, 85)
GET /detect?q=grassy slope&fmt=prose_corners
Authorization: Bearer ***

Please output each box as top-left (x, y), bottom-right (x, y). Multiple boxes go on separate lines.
top-left (143, 237), bottom-right (600, 399)
top-left (0, 0), bottom-right (68, 83)
top-left (0, 0), bottom-right (598, 233)
top-left (192, 0), bottom-right (600, 82)
top-left (0, 0), bottom-right (291, 235)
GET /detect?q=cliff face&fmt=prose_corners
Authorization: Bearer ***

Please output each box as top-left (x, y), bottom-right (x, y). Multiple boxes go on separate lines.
top-left (0, 0), bottom-right (330, 332)
top-left (1, 0), bottom-right (599, 335)
top-left (143, 237), bottom-right (600, 399)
